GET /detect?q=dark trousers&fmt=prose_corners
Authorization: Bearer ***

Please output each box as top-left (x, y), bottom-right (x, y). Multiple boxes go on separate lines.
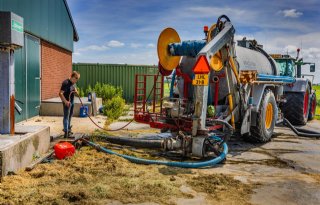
top-left (63, 102), bottom-right (74, 132)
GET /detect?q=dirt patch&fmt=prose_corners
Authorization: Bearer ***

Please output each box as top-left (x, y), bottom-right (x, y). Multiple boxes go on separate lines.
top-left (187, 174), bottom-right (255, 205)
top-left (307, 173), bottom-right (320, 184)
top-left (227, 158), bottom-right (294, 169)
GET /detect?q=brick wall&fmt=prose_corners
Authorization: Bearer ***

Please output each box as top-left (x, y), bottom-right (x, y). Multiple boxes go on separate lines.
top-left (41, 41), bottom-right (72, 100)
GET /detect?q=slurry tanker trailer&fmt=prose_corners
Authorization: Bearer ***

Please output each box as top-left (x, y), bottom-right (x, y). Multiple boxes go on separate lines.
top-left (132, 15), bottom-right (317, 159)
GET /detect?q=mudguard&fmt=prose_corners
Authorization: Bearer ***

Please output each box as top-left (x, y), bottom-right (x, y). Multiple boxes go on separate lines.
top-left (284, 78), bottom-right (311, 93)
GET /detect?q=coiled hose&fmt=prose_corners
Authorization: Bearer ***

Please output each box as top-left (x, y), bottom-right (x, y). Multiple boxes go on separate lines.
top-left (81, 136), bottom-right (228, 168)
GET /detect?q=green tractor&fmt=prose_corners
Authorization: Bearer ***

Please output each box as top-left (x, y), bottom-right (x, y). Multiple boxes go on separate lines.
top-left (270, 50), bottom-right (317, 125)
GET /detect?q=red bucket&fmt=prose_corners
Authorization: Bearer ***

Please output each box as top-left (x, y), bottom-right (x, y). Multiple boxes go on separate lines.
top-left (54, 142), bottom-right (75, 160)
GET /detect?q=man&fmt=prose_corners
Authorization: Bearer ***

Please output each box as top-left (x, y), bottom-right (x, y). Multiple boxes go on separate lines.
top-left (59, 71), bottom-right (80, 138)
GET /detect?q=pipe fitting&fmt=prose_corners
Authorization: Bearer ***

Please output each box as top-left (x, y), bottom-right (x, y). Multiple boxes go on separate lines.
top-left (212, 76), bottom-right (220, 83)
top-left (163, 138), bottom-right (182, 151)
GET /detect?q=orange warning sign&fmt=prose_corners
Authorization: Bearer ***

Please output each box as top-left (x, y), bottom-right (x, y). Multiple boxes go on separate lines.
top-left (193, 55), bottom-right (210, 74)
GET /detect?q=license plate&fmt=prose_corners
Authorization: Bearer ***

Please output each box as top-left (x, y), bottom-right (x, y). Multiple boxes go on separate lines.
top-left (192, 74), bottom-right (209, 86)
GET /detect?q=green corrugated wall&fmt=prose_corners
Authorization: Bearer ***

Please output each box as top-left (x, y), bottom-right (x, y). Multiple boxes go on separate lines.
top-left (73, 64), bottom-right (159, 102)
top-left (0, 0), bottom-right (74, 51)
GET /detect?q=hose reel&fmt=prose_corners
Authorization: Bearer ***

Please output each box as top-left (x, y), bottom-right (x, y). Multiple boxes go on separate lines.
top-left (157, 27), bottom-right (181, 72)
top-left (157, 25), bottom-right (225, 75)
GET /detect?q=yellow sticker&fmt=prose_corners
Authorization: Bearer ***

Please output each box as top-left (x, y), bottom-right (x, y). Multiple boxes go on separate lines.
top-left (192, 74), bottom-right (209, 86)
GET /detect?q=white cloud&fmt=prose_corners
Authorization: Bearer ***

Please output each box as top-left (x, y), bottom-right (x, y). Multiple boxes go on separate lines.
top-left (279, 9), bottom-right (303, 18)
top-left (72, 50), bottom-right (158, 66)
top-left (186, 6), bottom-right (246, 18)
top-left (300, 47), bottom-right (320, 59)
top-left (284, 45), bottom-right (299, 55)
top-left (77, 45), bottom-right (109, 52)
top-left (73, 52), bottom-right (81, 56)
top-left (130, 43), bottom-right (142, 48)
top-left (147, 43), bottom-right (155, 48)
top-left (107, 40), bottom-right (125, 47)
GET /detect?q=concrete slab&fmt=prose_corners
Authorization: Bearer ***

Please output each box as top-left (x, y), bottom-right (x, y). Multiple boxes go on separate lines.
top-left (251, 180), bottom-right (320, 205)
top-left (40, 97), bottom-right (102, 117)
top-left (108, 122), bottom-right (151, 130)
top-left (0, 125), bottom-right (50, 177)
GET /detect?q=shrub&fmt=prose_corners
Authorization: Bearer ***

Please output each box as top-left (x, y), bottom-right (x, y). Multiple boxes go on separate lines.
top-left (84, 82), bottom-right (123, 102)
top-left (85, 85), bottom-right (93, 96)
top-left (103, 96), bottom-right (125, 120)
top-left (77, 87), bottom-right (85, 97)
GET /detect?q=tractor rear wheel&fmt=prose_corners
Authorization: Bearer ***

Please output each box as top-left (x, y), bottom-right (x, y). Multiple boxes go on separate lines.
top-left (283, 85), bottom-right (310, 125)
top-left (308, 92), bottom-right (317, 120)
top-left (243, 90), bottom-right (277, 143)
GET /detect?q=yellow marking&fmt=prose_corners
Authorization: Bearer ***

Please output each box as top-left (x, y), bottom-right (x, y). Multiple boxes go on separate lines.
top-left (265, 102), bottom-right (273, 129)
top-left (192, 74), bottom-right (209, 86)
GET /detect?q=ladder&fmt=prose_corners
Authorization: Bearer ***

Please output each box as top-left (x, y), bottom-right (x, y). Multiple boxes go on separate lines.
top-left (134, 74), bottom-right (164, 123)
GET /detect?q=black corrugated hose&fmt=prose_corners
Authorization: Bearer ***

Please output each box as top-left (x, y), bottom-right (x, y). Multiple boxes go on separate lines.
top-left (283, 118), bottom-right (320, 138)
top-left (97, 135), bottom-right (163, 149)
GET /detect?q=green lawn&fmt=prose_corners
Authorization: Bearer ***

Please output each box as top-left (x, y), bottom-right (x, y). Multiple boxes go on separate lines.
top-left (163, 81), bottom-right (170, 97)
top-left (314, 85), bottom-right (320, 120)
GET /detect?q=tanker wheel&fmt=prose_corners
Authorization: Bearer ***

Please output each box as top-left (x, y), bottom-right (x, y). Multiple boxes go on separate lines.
top-left (308, 92), bottom-right (317, 120)
top-left (282, 85), bottom-right (310, 125)
top-left (243, 90), bottom-right (277, 143)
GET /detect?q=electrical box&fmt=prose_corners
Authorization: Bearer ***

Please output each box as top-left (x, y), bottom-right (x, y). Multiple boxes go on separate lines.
top-left (0, 11), bottom-right (24, 48)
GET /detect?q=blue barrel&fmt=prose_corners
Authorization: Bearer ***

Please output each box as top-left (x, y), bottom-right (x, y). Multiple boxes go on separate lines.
top-left (99, 106), bottom-right (104, 114)
top-left (79, 105), bottom-right (88, 117)
top-left (88, 92), bottom-right (96, 102)
top-left (88, 93), bottom-right (92, 102)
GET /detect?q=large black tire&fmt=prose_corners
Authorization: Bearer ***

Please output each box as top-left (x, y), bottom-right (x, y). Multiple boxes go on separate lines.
top-left (282, 85), bottom-right (310, 125)
top-left (243, 90), bottom-right (277, 143)
top-left (308, 92), bottom-right (317, 120)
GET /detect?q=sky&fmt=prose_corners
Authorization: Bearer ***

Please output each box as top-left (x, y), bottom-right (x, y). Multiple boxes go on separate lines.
top-left (67, 0), bottom-right (320, 83)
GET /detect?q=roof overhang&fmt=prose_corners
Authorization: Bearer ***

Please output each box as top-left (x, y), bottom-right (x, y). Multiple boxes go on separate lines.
top-left (63, 0), bottom-right (79, 42)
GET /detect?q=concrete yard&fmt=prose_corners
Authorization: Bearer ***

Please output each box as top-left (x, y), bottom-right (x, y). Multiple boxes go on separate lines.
top-left (0, 116), bottom-right (319, 205)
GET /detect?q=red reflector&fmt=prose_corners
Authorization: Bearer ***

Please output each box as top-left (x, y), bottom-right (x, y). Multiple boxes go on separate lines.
top-left (193, 56), bottom-right (210, 74)
top-left (204, 26), bottom-right (208, 32)
top-left (54, 142), bottom-right (75, 160)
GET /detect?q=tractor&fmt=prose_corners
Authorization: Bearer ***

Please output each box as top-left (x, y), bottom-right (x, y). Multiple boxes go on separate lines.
top-left (270, 52), bottom-right (317, 124)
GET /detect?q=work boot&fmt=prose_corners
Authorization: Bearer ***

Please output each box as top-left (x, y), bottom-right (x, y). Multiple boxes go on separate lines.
top-left (68, 126), bottom-right (73, 136)
top-left (64, 131), bottom-right (69, 138)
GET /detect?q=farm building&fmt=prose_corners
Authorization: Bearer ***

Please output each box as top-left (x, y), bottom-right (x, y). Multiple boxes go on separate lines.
top-left (0, 0), bottom-right (78, 122)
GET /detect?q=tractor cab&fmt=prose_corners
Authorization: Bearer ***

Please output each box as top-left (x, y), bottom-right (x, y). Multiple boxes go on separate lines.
top-left (270, 53), bottom-right (316, 79)
top-left (270, 54), bottom-right (296, 77)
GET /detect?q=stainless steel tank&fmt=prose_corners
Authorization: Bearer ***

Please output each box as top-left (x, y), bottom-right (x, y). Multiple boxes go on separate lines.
top-left (177, 45), bottom-right (279, 103)
top-left (235, 45), bottom-right (278, 75)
